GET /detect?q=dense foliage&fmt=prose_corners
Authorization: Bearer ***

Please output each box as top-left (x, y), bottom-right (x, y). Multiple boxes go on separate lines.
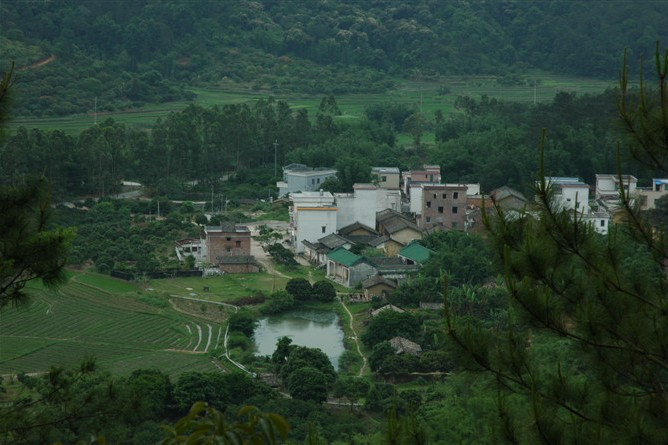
top-left (2, 1), bottom-right (666, 116)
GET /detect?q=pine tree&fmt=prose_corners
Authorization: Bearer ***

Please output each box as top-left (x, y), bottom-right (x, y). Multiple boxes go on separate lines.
top-left (446, 45), bottom-right (668, 444)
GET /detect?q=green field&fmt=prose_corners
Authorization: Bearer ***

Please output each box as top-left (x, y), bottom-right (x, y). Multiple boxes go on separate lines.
top-left (0, 273), bottom-right (233, 378)
top-left (7, 73), bottom-right (616, 136)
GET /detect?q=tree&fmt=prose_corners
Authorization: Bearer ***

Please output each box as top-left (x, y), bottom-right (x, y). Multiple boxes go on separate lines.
top-left (160, 402), bottom-right (289, 445)
top-left (228, 310), bottom-right (258, 337)
top-left (446, 46), bottom-right (668, 443)
top-left (285, 278), bottom-right (312, 302)
top-left (287, 367), bottom-right (329, 403)
top-left (0, 65), bottom-right (74, 309)
top-left (361, 310), bottom-right (421, 348)
top-left (312, 280), bottom-right (336, 302)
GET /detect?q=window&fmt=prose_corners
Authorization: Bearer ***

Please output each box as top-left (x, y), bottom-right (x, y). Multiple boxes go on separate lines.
top-left (429, 174), bottom-right (434, 182)
top-left (600, 220), bottom-right (606, 227)
top-left (322, 226), bottom-right (326, 233)
top-left (426, 201), bottom-right (432, 208)
top-left (226, 247), bottom-right (231, 252)
top-left (438, 206), bottom-right (444, 213)
top-left (433, 193), bottom-right (437, 198)
top-left (312, 179), bottom-right (315, 185)
top-left (452, 206), bottom-right (458, 214)
top-left (453, 192), bottom-right (459, 199)
top-left (426, 217), bottom-right (431, 223)
top-left (235, 241), bottom-right (241, 247)
top-left (317, 178), bottom-right (320, 184)
top-left (442, 194), bottom-right (447, 199)
top-left (566, 198), bottom-right (572, 202)
top-left (226, 237), bottom-right (231, 241)
top-left (381, 176), bottom-right (387, 181)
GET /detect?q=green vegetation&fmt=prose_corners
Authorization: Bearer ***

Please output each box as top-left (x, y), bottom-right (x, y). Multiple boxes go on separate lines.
top-left (2, 1), bottom-right (663, 118)
top-left (0, 275), bottom-right (225, 377)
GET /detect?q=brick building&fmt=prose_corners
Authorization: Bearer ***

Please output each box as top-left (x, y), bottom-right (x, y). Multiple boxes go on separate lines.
top-left (204, 223), bottom-right (251, 264)
top-left (419, 184), bottom-right (467, 230)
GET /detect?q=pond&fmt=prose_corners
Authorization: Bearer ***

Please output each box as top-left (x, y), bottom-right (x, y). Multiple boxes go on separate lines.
top-left (253, 310), bottom-right (345, 369)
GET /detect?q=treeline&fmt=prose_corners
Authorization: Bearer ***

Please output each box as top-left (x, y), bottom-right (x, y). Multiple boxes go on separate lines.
top-left (2, 0), bottom-right (666, 115)
top-left (1, 90), bottom-right (651, 201)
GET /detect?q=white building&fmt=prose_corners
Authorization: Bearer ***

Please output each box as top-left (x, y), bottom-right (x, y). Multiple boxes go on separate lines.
top-left (637, 178), bottom-right (668, 210)
top-left (277, 164), bottom-right (337, 197)
top-left (290, 191), bottom-right (338, 253)
top-left (544, 177), bottom-right (590, 214)
top-left (595, 174), bottom-right (638, 200)
top-left (335, 184), bottom-right (401, 230)
top-left (583, 211), bottom-right (611, 235)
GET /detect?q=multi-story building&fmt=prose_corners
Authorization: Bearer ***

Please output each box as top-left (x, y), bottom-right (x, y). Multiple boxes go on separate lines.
top-left (203, 223), bottom-right (251, 263)
top-left (401, 165), bottom-right (442, 196)
top-left (544, 177), bottom-right (590, 214)
top-left (595, 174), bottom-right (638, 200)
top-left (276, 163), bottom-right (337, 197)
top-left (290, 191), bottom-right (338, 253)
top-left (419, 184), bottom-right (467, 230)
top-left (335, 183), bottom-right (401, 230)
top-left (371, 167), bottom-right (401, 189)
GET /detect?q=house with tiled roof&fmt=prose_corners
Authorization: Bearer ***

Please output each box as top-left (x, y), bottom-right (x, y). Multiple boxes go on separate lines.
top-left (326, 247), bottom-right (376, 288)
top-left (302, 233), bottom-right (352, 266)
top-left (398, 241), bottom-right (433, 265)
top-left (362, 275), bottom-right (398, 300)
top-left (376, 209), bottom-right (423, 255)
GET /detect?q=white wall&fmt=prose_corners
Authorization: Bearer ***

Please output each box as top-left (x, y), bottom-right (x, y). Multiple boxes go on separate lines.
top-left (559, 185), bottom-right (590, 214)
top-left (294, 208), bottom-right (338, 253)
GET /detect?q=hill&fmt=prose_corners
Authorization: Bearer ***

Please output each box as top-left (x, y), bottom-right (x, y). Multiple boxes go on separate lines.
top-left (1, 0), bottom-right (666, 116)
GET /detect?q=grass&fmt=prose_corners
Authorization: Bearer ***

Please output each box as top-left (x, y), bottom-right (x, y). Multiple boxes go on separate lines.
top-left (7, 73), bottom-right (616, 136)
top-left (0, 272), bottom-right (229, 378)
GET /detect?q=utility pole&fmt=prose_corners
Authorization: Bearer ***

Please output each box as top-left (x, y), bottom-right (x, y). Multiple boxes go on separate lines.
top-left (211, 185), bottom-right (214, 213)
top-left (157, 200), bottom-right (160, 218)
top-left (273, 139), bottom-right (279, 177)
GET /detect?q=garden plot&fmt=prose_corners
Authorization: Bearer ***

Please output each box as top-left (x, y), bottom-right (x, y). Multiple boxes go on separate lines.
top-left (0, 281), bottom-right (218, 376)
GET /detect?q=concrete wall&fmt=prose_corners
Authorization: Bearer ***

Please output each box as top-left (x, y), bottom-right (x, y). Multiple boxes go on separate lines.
top-left (294, 207), bottom-right (338, 253)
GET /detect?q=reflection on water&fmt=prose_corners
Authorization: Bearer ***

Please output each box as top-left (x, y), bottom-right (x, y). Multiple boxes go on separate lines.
top-left (254, 310), bottom-right (345, 369)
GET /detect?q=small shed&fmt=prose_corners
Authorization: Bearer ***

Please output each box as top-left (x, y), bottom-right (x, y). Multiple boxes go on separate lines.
top-left (389, 336), bottom-right (422, 356)
top-left (362, 275), bottom-right (398, 300)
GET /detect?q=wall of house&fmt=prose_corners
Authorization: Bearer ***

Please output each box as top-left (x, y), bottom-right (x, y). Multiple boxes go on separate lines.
top-left (557, 185), bottom-right (590, 213)
top-left (364, 283), bottom-right (396, 299)
top-left (206, 232), bottom-right (251, 263)
top-left (420, 185), bottom-right (467, 230)
top-left (294, 208), bottom-right (338, 253)
top-left (373, 172), bottom-right (400, 189)
top-left (349, 263), bottom-right (377, 287)
top-left (219, 263), bottom-right (260, 273)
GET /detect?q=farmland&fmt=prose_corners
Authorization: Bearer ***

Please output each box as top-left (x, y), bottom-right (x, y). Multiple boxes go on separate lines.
top-left (0, 272), bottom-right (234, 378)
top-left (7, 73), bottom-right (615, 136)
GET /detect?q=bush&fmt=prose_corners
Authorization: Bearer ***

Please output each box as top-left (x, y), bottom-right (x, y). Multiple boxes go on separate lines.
top-left (285, 278), bottom-right (312, 302)
top-left (312, 280), bottom-right (336, 302)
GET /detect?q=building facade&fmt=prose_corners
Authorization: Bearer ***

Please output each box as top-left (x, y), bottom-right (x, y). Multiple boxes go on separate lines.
top-left (276, 163), bottom-right (337, 197)
top-left (419, 184), bottom-right (467, 230)
top-left (290, 191), bottom-right (338, 254)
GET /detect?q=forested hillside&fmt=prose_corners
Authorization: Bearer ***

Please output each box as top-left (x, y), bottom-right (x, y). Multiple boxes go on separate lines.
top-left (1, 0), bottom-right (666, 116)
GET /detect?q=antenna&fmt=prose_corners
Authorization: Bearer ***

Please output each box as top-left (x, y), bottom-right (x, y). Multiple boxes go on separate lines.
top-left (273, 140), bottom-right (279, 177)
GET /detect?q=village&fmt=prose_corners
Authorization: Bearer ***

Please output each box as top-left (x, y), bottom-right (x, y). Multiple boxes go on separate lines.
top-left (175, 163), bottom-right (668, 301)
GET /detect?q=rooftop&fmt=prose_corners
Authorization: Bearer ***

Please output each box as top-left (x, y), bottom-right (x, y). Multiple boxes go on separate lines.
top-left (398, 241), bottom-right (433, 264)
top-left (327, 247), bottom-right (364, 267)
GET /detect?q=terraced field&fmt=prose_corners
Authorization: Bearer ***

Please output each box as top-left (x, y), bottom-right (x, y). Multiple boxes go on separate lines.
top-left (0, 278), bottom-right (230, 377)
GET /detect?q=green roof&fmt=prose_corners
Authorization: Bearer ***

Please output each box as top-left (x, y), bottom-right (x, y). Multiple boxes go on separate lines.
top-left (326, 247), bottom-right (363, 267)
top-left (398, 242), bottom-right (433, 264)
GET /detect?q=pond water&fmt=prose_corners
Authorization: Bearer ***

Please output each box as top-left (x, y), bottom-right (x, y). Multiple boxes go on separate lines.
top-left (253, 310), bottom-right (345, 369)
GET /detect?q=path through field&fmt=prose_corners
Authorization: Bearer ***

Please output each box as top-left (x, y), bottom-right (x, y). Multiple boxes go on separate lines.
top-left (338, 297), bottom-right (367, 377)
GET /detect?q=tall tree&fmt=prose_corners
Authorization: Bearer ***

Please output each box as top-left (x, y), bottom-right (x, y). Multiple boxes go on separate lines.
top-left (0, 65), bottom-right (73, 308)
top-left (446, 46), bottom-right (668, 443)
